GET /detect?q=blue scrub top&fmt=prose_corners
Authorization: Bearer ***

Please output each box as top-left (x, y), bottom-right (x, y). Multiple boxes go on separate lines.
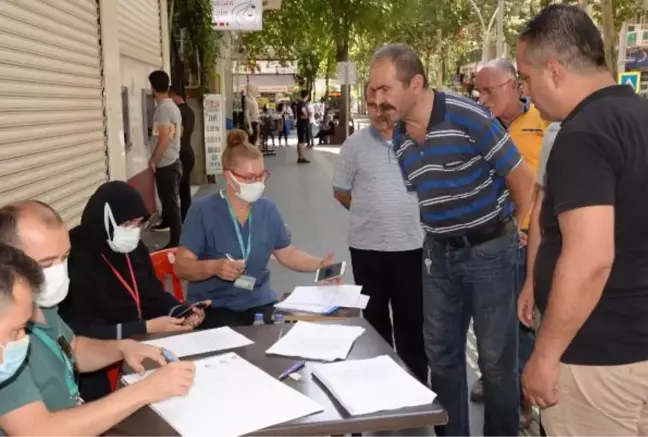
top-left (180, 193), bottom-right (292, 311)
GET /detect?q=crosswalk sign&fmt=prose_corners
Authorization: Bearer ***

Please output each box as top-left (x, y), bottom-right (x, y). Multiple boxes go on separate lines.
top-left (618, 72), bottom-right (641, 93)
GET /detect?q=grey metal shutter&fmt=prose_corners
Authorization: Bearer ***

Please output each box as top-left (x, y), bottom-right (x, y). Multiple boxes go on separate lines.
top-left (117, 0), bottom-right (163, 66)
top-left (0, 0), bottom-right (108, 226)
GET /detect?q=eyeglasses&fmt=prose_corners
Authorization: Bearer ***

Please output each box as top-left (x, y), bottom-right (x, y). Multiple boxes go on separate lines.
top-left (230, 169), bottom-right (270, 183)
top-left (476, 79), bottom-right (514, 97)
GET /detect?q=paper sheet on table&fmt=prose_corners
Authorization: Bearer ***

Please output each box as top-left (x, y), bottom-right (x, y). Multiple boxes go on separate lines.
top-left (274, 285), bottom-right (367, 314)
top-left (266, 321), bottom-right (365, 361)
top-left (312, 355), bottom-right (437, 416)
top-left (122, 352), bottom-right (323, 437)
top-left (142, 327), bottom-right (253, 358)
top-left (275, 293), bottom-right (369, 315)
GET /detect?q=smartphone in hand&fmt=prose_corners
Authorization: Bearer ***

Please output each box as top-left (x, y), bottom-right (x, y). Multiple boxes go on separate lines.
top-left (314, 261), bottom-right (346, 283)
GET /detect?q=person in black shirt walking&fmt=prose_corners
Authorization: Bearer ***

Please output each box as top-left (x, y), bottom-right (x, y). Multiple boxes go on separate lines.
top-left (517, 5), bottom-right (648, 435)
top-left (170, 87), bottom-right (195, 222)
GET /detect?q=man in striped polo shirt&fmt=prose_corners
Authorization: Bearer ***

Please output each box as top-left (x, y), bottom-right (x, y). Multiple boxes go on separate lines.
top-left (332, 87), bottom-right (427, 383)
top-left (369, 44), bottom-right (535, 436)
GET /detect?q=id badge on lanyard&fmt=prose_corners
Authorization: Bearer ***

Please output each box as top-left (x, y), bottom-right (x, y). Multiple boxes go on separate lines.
top-left (224, 192), bottom-right (257, 291)
top-left (32, 328), bottom-right (84, 405)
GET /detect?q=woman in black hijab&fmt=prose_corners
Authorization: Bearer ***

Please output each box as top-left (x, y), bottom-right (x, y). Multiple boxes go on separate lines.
top-left (59, 181), bottom-right (209, 401)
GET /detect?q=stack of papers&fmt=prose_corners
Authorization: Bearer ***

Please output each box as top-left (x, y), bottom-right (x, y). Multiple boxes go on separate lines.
top-left (312, 355), bottom-right (437, 416)
top-left (274, 285), bottom-right (369, 314)
top-left (122, 352), bottom-right (323, 436)
top-left (266, 321), bottom-right (365, 361)
top-left (142, 327), bottom-right (253, 358)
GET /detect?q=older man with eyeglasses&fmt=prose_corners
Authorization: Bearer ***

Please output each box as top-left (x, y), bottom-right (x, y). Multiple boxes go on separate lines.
top-left (474, 58), bottom-right (549, 429)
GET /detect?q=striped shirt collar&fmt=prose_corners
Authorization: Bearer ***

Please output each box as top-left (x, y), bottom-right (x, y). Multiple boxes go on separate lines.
top-left (394, 90), bottom-right (447, 141)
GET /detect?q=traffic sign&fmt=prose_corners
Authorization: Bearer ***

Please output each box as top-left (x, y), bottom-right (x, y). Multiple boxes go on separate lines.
top-left (618, 71), bottom-right (641, 93)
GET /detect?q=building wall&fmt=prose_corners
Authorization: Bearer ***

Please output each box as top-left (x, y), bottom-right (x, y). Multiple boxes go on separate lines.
top-left (121, 56), bottom-right (160, 211)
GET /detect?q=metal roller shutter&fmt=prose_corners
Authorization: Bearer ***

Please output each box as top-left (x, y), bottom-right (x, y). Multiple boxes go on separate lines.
top-left (0, 0), bottom-right (108, 227)
top-left (117, 0), bottom-right (163, 65)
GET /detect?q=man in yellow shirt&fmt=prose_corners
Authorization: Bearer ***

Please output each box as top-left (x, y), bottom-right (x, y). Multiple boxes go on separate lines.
top-left (474, 58), bottom-right (547, 428)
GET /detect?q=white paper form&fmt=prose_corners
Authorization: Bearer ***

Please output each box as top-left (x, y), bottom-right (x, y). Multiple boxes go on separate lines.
top-left (266, 321), bottom-right (365, 361)
top-left (142, 327), bottom-right (253, 358)
top-left (312, 355), bottom-right (437, 416)
top-left (274, 285), bottom-right (367, 314)
top-left (122, 352), bottom-right (323, 437)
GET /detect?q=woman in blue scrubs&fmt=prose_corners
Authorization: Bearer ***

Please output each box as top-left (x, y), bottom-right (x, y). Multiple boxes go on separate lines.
top-left (174, 129), bottom-right (336, 328)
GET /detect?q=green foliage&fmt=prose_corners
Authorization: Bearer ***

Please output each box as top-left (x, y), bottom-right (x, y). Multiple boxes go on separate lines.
top-left (240, 0), bottom-right (645, 93)
top-left (241, 0), bottom-right (335, 92)
top-left (170, 0), bottom-right (222, 92)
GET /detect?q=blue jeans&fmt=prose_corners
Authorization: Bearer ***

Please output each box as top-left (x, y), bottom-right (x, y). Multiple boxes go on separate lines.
top-left (515, 246), bottom-right (535, 381)
top-left (423, 231), bottom-right (520, 436)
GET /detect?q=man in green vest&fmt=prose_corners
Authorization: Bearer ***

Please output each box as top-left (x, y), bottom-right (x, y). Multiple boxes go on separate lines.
top-left (0, 200), bottom-right (196, 436)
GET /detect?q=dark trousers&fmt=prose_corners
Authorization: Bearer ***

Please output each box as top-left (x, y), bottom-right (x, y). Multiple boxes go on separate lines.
top-left (154, 160), bottom-right (182, 247)
top-left (349, 247), bottom-right (428, 384)
top-left (197, 303), bottom-right (275, 329)
top-left (250, 121), bottom-right (260, 146)
top-left (278, 127), bottom-right (288, 145)
top-left (424, 231), bottom-right (519, 436)
top-left (514, 245), bottom-right (535, 384)
top-left (179, 150), bottom-right (195, 222)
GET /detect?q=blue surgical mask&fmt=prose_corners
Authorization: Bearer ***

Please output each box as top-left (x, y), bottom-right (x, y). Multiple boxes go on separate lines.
top-left (0, 336), bottom-right (29, 383)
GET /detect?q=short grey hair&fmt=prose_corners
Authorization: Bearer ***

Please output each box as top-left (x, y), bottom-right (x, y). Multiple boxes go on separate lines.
top-left (371, 44), bottom-right (429, 88)
top-left (480, 58), bottom-right (517, 78)
top-left (519, 4), bottom-right (606, 72)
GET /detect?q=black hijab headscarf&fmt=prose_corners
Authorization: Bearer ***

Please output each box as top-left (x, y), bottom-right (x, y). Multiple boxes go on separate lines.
top-left (79, 181), bottom-right (149, 250)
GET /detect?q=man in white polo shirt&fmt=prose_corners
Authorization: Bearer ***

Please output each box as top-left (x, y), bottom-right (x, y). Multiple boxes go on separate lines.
top-left (333, 88), bottom-right (427, 383)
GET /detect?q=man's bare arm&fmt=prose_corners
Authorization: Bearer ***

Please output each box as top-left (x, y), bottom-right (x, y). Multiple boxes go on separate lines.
top-left (0, 384), bottom-right (150, 436)
top-left (506, 161), bottom-right (535, 226)
top-left (525, 188), bottom-right (544, 280)
top-left (533, 205), bottom-right (614, 363)
top-left (73, 337), bottom-right (124, 372)
top-left (334, 190), bottom-right (351, 210)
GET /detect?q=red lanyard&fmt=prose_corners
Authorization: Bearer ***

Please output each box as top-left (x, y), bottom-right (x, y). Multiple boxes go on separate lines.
top-left (101, 254), bottom-right (141, 320)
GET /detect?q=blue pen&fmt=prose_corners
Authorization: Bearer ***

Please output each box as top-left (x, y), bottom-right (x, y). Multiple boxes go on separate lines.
top-left (324, 306), bottom-right (340, 315)
top-left (278, 360), bottom-right (306, 380)
top-left (161, 348), bottom-right (177, 363)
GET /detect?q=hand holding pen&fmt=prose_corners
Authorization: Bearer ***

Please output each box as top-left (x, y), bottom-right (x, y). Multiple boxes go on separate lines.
top-left (213, 253), bottom-right (246, 281)
top-left (137, 348), bottom-right (196, 401)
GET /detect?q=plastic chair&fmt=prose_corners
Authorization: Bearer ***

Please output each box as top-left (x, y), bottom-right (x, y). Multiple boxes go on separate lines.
top-left (150, 248), bottom-right (185, 302)
top-left (108, 364), bottom-right (120, 392)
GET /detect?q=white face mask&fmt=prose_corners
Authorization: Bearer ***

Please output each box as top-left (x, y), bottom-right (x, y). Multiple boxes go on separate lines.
top-left (230, 172), bottom-right (265, 203)
top-left (37, 261), bottom-right (70, 308)
top-left (104, 204), bottom-right (141, 254)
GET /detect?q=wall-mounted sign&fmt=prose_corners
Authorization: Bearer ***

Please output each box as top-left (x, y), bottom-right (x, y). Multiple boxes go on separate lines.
top-left (212, 0), bottom-right (262, 31)
top-left (204, 94), bottom-right (226, 175)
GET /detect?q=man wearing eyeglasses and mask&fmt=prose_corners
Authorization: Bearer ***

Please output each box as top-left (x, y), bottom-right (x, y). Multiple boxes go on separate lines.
top-left (0, 200), bottom-right (195, 436)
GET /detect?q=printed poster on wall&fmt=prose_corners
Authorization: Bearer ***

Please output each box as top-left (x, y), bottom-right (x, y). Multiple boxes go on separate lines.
top-left (212, 0), bottom-right (263, 31)
top-left (204, 94), bottom-right (225, 175)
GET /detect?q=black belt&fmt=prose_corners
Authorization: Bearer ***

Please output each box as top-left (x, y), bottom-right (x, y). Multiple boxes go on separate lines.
top-left (437, 220), bottom-right (515, 249)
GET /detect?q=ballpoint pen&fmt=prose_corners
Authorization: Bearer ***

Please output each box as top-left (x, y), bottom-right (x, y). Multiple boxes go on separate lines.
top-left (278, 361), bottom-right (306, 380)
top-left (161, 348), bottom-right (177, 363)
